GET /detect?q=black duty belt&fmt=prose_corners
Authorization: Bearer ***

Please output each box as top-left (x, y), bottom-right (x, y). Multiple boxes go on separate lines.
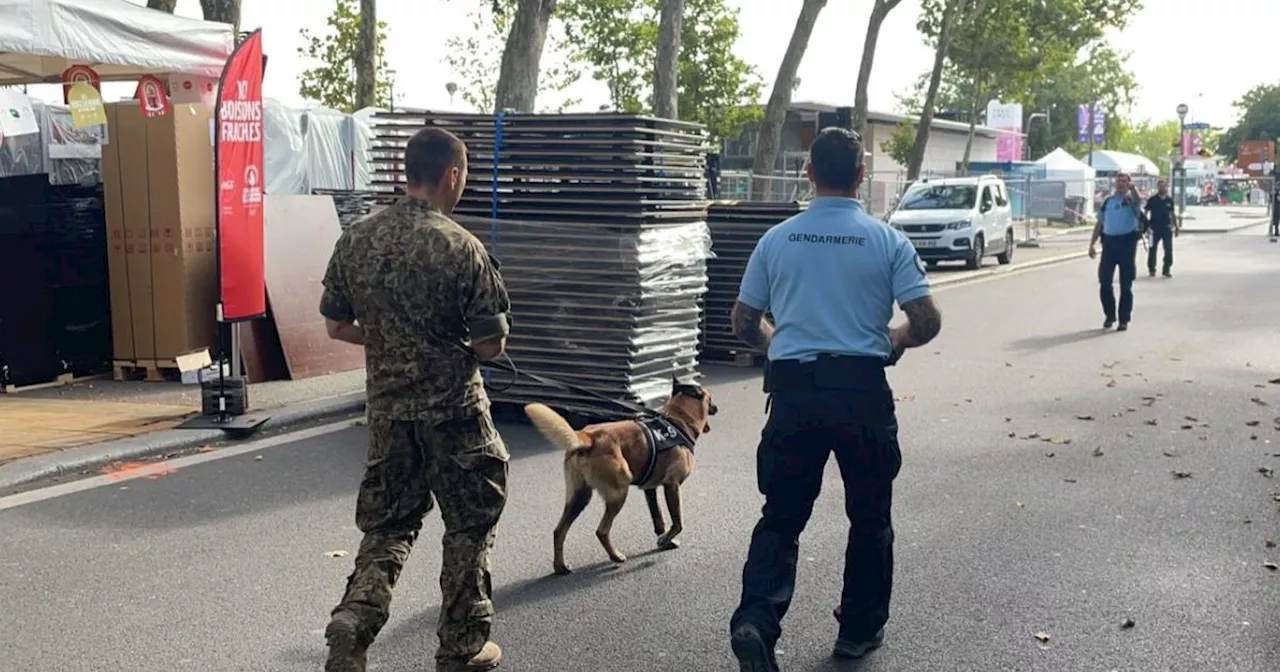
top-left (764, 354), bottom-right (889, 395)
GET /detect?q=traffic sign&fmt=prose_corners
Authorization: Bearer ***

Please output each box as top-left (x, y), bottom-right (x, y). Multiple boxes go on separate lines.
top-left (1184, 122), bottom-right (1211, 130)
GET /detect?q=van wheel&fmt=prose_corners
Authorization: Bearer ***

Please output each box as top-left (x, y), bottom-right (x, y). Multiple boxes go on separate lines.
top-left (996, 230), bottom-right (1014, 265)
top-left (965, 235), bottom-right (984, 270)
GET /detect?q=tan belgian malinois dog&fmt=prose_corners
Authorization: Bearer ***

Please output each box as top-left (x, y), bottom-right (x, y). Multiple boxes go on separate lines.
top-left (524, 378), bottom-right (717, 575)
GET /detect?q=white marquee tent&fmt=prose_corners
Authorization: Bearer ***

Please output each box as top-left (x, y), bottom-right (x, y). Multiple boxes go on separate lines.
top-left (1035, 147), bottom-right (1097, 214)
top-left (1080, 149), bottom-right (1160, 176)
top-left (0, 0), bottom-right (234, 85)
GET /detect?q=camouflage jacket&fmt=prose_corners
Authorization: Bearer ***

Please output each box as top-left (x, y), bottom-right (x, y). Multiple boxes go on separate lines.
top-left (319, 197), bottom-right (511, 423)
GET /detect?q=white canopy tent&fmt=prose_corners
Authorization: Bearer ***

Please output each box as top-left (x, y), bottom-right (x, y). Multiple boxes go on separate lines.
top-left (0, 0), bottom-right (234, 85)
top-left (1036, 147), bottom-right (1098, 217)
top-left (1080, 149), bottom-right (1160, 176)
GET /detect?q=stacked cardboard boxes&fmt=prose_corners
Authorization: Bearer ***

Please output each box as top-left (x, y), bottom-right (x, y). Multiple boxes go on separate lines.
top-left (100, 102), bottom-right (218, 381)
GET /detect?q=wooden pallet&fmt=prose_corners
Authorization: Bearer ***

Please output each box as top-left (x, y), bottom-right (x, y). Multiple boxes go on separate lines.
top-left (1, 372), bottom-right (108, 394)
top-left (112, 359), bottom-right (182, 383)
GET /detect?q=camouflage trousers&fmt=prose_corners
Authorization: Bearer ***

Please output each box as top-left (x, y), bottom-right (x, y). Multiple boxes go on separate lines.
top-left (332, 412), bottom-right (509, 665)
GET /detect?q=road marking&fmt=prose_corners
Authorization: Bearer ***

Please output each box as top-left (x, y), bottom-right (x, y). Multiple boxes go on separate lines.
top-left (0, 420), bottom-right (358, 512)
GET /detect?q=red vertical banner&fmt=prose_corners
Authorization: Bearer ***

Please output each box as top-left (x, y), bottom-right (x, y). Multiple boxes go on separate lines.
top-left (215, 30), bottom-right (266, 321)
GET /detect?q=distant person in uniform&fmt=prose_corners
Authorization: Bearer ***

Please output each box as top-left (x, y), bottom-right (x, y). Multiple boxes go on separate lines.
top-left (1089, 173), bottom-right (1143, 331)
top-left (726, 128), bottom-right (943, 672)
top-left (1143, 179), bottom-right (1178, 278)
top-left (319, 128), bottom-right (513, 672)
top-left (1270, 176), bottom-right (1280, 238)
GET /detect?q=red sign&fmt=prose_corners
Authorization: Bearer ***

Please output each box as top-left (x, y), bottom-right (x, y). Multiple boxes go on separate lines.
top-left (1237, 140), bottom-right (1276, 177)
top-left (135, 75), bottom-right (171, 118)
top-left (214, 29), bottom-right (266, 322)
top-left (60, 65), bottom-right (101, 105)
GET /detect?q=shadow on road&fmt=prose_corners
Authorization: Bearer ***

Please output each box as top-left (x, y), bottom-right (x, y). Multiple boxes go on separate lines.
top-left (1007, 328), bottom-right (1111, 353)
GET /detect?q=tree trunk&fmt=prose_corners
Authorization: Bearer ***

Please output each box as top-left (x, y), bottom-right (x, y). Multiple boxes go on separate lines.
top-left (907, 0), bottom-right (981, 180)
top-left (494, 0), bottom-right (557, 112)
top-left (199, 0), bottom-right (241, 34)
top-left (353, 0), bottom-right (377, 110)
top-left (653, 0), bottom-right (684, 119)
top-left (147, 0), bottom-right (177, 12)
top-left (960, 73), bottom-right (984, 174)
top-left (749, 0), bottom-right (828, 200)
top-left (852, 0), bottom-right (903, 136)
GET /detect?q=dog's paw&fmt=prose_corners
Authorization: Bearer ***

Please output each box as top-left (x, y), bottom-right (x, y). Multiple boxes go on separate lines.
top-left (552, 563), bottom-right (573, 576)
top-left (656, 535), bottom-right (681, 551)
top-left (608, 553), bottom-right (627, 564)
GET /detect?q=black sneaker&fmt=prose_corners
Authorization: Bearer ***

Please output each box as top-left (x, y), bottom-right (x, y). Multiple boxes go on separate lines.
top-left (1162, 271), bottom-right (1172, 278)
top-left (834, 628), bottom-right (885, 659)
top-left (1117, 323), bottom-right (1129, 331)
top-left (730, 624), bottom-right (779, 672)
top-left (1148, 270), bottom-right (1156, 277)
top-left (1103, 318), bottom-right (1115, 329)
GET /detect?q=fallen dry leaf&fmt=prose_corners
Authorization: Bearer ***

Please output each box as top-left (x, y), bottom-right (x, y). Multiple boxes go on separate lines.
top-left (1170, 357), bottom-right (1183, 362)
top-left (1273, 494), bottom-right (1280, 503)
top-left (1260, 467), bottom-right (1275, 479)
top-left (1045, 452), bottom-right (1055, 458)
top-left (1265, 562), bottom-right (1278, 572)
top-left (1076, 414), bottom-right (1095, 421)
top-left (1265, 540), bottom-right (1277, 549)
top-left (1145, 419), bottom-right (1158, 426)
top-left (1106, 379), bottom-right (1118, 388)
top-left (1247, 420), bottom-right (1261, 427)
top-left (1180, 424), bottom-right (1194, 430)
top-left (1252, 398), bottom-right (1270, 407)
top-left (324, 550), bottom-right (348, 559)
top-left (1064, 478), bottom-right (1077, 484)
top-left (196, 445), bottom-right (215, 453)
top-left (1162, 450), bottom-right (1178, 458)
top-left (1126, 407), bottom-right (1137, 413)
top-left (1042, 436), bottom-right (1072, 445)
top-left (1173, 471), bottom-right (1193, 479)
top-left (1120, 618), bottom-right (1136, 629)
top-left (1092, 446), bottom-right (1105, 457)
top-left (1184, 415), bottom-right (1199, 422)
top-left (1033, 631), bottom-right (1051, 643)
top-left (1005, 362), bottom-right (1013, 367)
top-left (1016, 502), bottom-right (1025, 508)
top-left (1007, 431), bottom-right (1017, 438)
top-left (1269, 378), bottom-right (1280, 385)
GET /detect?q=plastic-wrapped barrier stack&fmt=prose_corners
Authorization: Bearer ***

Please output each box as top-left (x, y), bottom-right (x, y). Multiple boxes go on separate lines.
top-left (700, 201), bottom-right (806, 365)
top-left (370, 111), bottom-right (712, 419)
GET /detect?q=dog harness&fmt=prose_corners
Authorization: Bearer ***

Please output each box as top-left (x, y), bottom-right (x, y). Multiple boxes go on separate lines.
top-left (631, 415), bottom-right (694, 486)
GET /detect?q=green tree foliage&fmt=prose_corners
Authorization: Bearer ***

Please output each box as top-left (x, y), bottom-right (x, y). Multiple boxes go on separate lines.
top-left (1108, 119), bottom-right (1181, 172)
top-left (918, 0), bottom-right (1140, 167)
top-left (556, 0), bottom-right (763, 142)
top-left (880, 120), bottom-right (917, 166)
top-left (1216, 83), bottom-right (1280, 162)
top-left (443, 2), bottom-right (580, 113)
top-left (297, 0), bottom-right (392, 112)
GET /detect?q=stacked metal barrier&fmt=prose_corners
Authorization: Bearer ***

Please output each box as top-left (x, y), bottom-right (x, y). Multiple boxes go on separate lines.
top-left (370, 111), bottom-right (712, 418)
top-left (700, 201), bottom-right (806, 365)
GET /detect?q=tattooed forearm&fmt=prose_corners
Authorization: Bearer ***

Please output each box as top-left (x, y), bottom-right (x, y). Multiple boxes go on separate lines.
top-left (731, 301), bottom-right (774, 352)
top-left (896, 296), bottom-right (942, 348)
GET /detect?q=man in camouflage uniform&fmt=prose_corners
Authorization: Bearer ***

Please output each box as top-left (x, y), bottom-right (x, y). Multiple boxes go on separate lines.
top-left (319, 127), bottom-right (512, 672)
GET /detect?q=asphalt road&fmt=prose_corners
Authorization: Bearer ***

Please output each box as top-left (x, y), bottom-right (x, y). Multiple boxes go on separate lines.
top-left (3, 226), bottom-right (1279, 672)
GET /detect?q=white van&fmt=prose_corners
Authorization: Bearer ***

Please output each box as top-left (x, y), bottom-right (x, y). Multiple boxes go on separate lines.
top-left (887, 175), bottom-right (1016, 270)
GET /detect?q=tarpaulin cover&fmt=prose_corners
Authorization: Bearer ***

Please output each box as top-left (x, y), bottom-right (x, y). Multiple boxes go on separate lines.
top-left (263, 98), bottom-right (307, 195)
top-left (0, 0), bottom-right (234, 85)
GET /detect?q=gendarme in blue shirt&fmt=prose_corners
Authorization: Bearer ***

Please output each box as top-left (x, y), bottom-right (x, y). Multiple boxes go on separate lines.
top-left (738, 197), bottom-right (932, 362)
top-left (1099, 194), bottom-right (1142, 236)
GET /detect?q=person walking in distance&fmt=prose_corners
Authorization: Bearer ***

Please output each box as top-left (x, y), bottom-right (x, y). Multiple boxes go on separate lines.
top-left (319, 128), bottom-right (513, 672)
top-left (727, 128), bottom-right (943, 671)
top-left (1143, 179), bottom-right (1178, 278)
top-left (1089, 173), bottom-right (1144, 331)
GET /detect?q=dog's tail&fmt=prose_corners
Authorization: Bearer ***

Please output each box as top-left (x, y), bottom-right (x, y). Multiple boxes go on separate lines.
top-left (524, 403), bottom-right (591, 453)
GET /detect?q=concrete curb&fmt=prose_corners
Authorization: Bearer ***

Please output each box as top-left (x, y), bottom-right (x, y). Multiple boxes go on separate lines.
top-left (1179, 218), bottom-right (1268, 234)
top-left (0, 391), bottom-right (366, 491)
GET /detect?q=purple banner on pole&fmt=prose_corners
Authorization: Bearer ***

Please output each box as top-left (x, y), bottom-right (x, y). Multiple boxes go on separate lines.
top-left (1076, 103), bottom-right (1105, 143)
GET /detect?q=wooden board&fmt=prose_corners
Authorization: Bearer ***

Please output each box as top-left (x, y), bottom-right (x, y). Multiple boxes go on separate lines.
top-left (260, 194), bottom-right (365, 381)
top-left (112, 359), bottom-right (182, 383)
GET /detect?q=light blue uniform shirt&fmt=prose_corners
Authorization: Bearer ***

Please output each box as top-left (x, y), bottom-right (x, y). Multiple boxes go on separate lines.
top-left (1099, 194), bottom-right (1142, 236)
top-left (737, 197), bottom-right (932, 362)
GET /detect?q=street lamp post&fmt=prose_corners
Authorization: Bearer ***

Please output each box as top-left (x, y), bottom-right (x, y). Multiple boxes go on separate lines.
top-left (1176, 103), bottom-right (1189, 222)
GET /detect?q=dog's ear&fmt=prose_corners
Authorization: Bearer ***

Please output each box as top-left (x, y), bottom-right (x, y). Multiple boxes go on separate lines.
top-left (702, 420), bottom-right (711, 433)
top-left (671, 374), bottom-right (680, 394)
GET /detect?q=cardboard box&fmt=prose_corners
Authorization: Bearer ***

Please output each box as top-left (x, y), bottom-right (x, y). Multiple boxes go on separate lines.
top-left (101, 102), bottom-right (217, 364)
top-left (99, 104), bottom-right (134, 360)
